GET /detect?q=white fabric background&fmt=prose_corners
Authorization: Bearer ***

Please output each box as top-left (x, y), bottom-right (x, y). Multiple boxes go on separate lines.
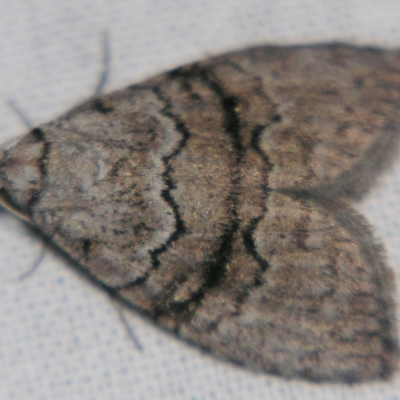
top-left (0, 1), bottom-right (400, 399)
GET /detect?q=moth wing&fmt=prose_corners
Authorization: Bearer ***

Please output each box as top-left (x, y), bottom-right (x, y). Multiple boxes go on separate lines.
top-left (118, 192), bottom-right (398, 382)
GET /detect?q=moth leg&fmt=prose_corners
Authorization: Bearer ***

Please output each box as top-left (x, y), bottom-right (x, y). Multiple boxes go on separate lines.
top-left (93, 30), bottom-right (111, 96)
top-left (17, 245), bottom-right (46, 281)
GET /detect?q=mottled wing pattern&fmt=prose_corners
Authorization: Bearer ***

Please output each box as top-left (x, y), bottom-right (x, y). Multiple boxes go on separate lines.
top-left (0, 44), bottom-right (399, 382)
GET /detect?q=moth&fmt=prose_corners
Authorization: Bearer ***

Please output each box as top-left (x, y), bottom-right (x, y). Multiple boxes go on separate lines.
top-left (0, 43), bottom-right (399, 382)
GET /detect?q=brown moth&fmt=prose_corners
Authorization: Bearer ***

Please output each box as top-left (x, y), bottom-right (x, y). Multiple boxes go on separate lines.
top-left (0, 44), bottom-right (399, 382)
